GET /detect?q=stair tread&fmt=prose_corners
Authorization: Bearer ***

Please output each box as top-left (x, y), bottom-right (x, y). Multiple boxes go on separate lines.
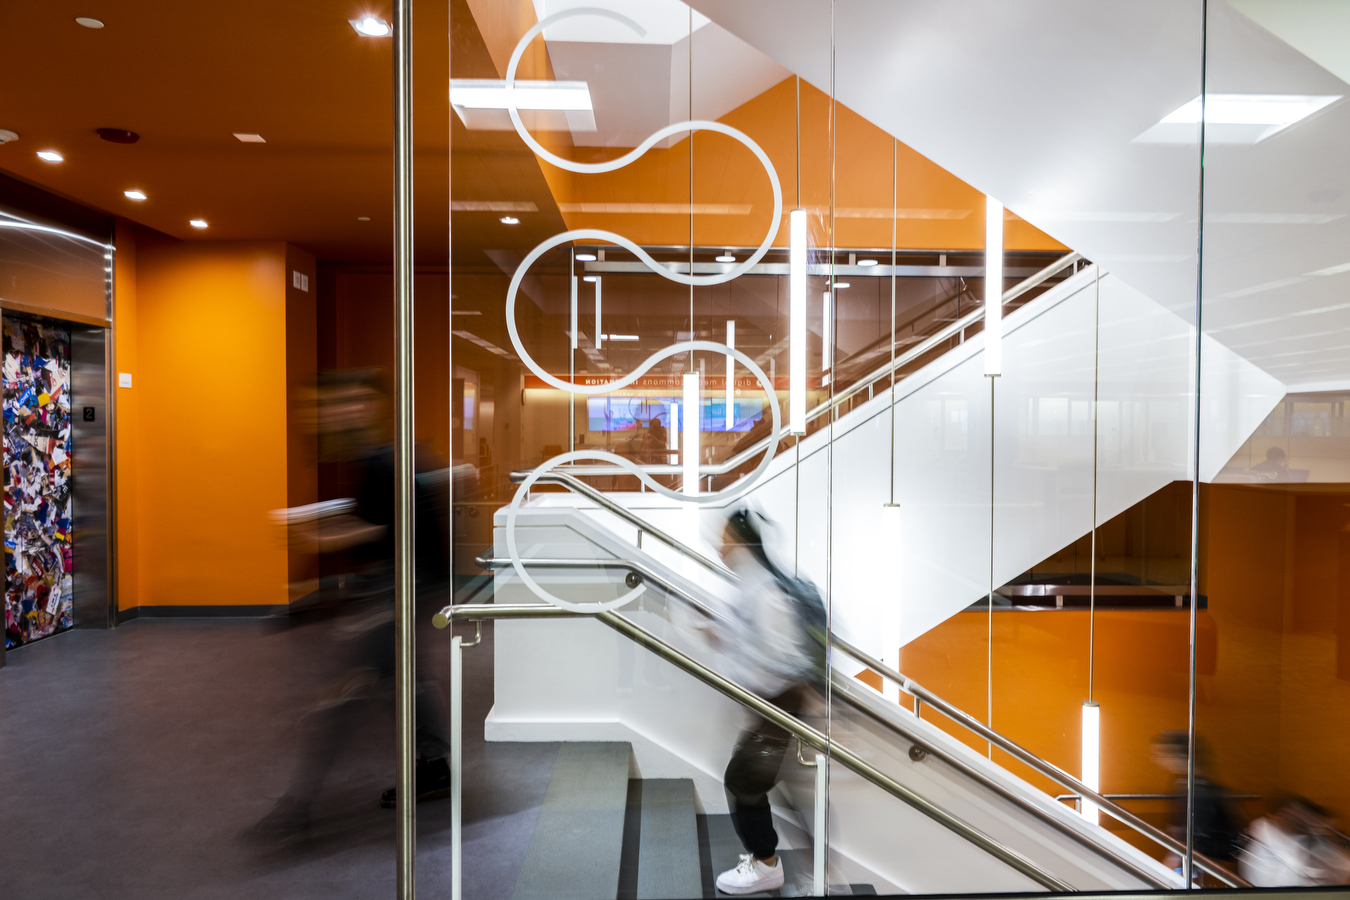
top-left (637, 779), bottom-right (702, 900)
top-left (699, 814), bottom-right (879, 897)
top-left (511, 742), bottom-right (631, 900)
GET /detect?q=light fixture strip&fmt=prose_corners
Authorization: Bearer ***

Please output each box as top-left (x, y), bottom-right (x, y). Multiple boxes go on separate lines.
top-left (789, 209), bottom-right (807, 434)
top-left (570, 268), bottom-right (578, 352)
top-left (725, 320), bottom-right (736, 432)
top-left (881, 502), bottom-right (903, 704)
top-left (449, 80), bottom-right (593, 112)
top-left (1081, 701), bottom-right (1100, 825)
top-left (667, 401), bottom-right (680, 463)
top-left (984, 196), bottom-right (1004, 376)
top-left (595, 276), bottom-right (602, 350)
top-left (683, 374), bottom-right (700, 497)
top-left (822, 291), bottom-right (833, 374)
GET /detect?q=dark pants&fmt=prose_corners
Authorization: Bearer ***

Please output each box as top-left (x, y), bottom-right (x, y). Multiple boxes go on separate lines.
top-left (723, 688), bottom-right (804, 860)
top-left (287, 607), bottom-right (450, 806)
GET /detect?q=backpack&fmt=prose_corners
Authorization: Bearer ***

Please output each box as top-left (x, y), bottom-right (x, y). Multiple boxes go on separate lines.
top-left (727, 508), bottom-right (831, 688)
top-left (777, 569), bottom-right (829, 688)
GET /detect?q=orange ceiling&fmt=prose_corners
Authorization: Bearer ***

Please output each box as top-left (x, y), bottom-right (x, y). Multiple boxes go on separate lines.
top-left (0, 2), bottom-right (1062, 265)
top-left (0, 0), bottom-right (570, 263)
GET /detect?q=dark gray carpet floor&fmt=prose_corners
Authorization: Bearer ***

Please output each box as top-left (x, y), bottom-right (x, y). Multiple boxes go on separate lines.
top-left (0, 614), bottom-right (557, 900)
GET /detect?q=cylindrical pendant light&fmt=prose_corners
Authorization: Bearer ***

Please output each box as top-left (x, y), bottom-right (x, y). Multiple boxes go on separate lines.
top-left (789, 208), bottom-right (807, 434)
top-left (683, 373), bottom-right (700, 496)
top-left (822, 290), bottom-right (833, 380)
top-left (1081, 700), bottom-right (1100, 825)
top-left (726, 320), bottom-right (736, 432)
top-left (570, 264), bottom-right (578, 352)
top-left (595, 276), bottom-right (603, 349)
top-left (667, 401), bottom-right (679, 464)
top-left (881, 502), bottom-right (902, 703)
top-left (984, 195), bottom-right (1004, 377)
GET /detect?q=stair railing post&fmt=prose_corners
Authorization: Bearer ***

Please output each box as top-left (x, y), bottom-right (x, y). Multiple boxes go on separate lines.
top-left (814, 753), bottom-right (827, 896)
top-left (451, 634), bottom-right (463, 900)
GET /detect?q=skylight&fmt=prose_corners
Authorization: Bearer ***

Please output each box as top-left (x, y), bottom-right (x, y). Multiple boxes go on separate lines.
top-left (450, 80), bottom-right (596, 132)
top-left (1134, 94), bottom-right (1341, 144)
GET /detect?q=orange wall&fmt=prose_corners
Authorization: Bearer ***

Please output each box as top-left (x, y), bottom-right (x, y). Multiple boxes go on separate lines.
top-left (328, 269), bottom-right (452, 465)
top-left (890, 607), bottom-right (1215, 853)
top-left (114, 227), bottom-right (310, 608)
top-left (543, 78), bottom-right (1068, 252)
top-left (878, 482), bottom-right (1350, 856)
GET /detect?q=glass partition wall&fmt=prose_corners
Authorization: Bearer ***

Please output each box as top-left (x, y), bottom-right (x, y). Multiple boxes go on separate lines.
top-left (1196, 0), bottom-right (1350, 892)
top-left (435, 1), bottom-right (1347, 896)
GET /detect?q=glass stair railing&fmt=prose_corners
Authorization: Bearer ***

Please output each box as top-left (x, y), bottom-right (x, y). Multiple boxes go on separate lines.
top-left (536, 251), bottom-right (1081, 485)
top-left (447, 470), bottom-right (1249, 891)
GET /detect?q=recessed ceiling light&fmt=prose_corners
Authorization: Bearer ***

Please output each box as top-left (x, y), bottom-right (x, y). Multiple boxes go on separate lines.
top-left (450, 80), bottom-right (592, 112)
top-left (858, 258), bottom-right (878, 267)
top-left (500, 216), bottom-right (519, 225)
top-left (574, 252), bottom-right (597, 261)
top-left (124, 190), bottom-right (147, 201)
top-left (357, 216), bottom-right (371, 221)
top-left (831, 282), bottom-right (851, 289)
top-left (350, 16), bottom-right (392, 37)
top-left (189, 219), bottom-right (208, 229)
top-left (1135, 93), bottom-right (1341, 144)
top-left (233, 133), bottom-right (265, 143)
top-left (715, 254), bottom-right (736, 263)
top-left (75, 16), bottom-right (104, 28)
top-left (36, 151), bottom-right (63, 162)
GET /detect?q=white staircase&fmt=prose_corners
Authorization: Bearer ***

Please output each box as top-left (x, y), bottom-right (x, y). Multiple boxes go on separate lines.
top-left (479, 264), bottom-right (1279, 893)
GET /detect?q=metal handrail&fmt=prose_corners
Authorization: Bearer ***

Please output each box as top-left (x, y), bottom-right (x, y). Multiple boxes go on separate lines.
top-left (1055, 793), bottom-right (1260, 803)
top-left (436, 602), bottom-right (1072, 892)
top-left (462, 554), bottom-right (724, 622)
top-left (831, 634), bottom-right (1249, 889)
top-left (463, 554), bottom-right (1172, 889)
top-left (493, 460), bottom-right (1241, 886)
top-left (505, 469), bottom-right (732, 580)
top-left (526, 251), bottom-right (1082, 478)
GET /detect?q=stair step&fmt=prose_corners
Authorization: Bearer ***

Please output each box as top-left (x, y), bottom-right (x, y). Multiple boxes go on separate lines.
top-left (511, 742), bottom-right (631, 900)
top-left (700, 813), bottom-right (794, 897)
top-left (636, 779), bottom-right (703, 900)
top-left (698, 814), bottom-right (880, 897)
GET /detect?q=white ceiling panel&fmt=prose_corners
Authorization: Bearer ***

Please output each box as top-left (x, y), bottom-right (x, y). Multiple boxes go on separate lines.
top-left (686, 0), bottom-right (1350, 387)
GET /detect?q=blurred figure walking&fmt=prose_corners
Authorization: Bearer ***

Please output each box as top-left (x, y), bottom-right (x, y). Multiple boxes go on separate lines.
top-left (1240, 795), bottom-right (1350, 886)
top-left (255, 369), bottom-right (450, 840)
top-left (706, 508), bottom-right (827, 895)
top-left (1150, 731), bottom-right (1245, 878)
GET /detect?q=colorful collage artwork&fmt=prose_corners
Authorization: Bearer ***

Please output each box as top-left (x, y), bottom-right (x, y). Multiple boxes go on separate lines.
top-left (3, 319), bottom-right (73, 648)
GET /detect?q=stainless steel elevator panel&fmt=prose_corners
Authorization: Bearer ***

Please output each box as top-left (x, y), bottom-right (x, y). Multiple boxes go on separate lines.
top-left (70, 325), bottom-right (111, 629)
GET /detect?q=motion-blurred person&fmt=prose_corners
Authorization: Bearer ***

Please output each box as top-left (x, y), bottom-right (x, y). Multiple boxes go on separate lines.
top-left (642, 415), bottom-right (668, 464)
top-left (255, 369), bottom-right (450, 841)
top-left (1251, 446), bottom-right (1290, 482)
top-left (1150, 731), bottom-right (1244, 875)
top-left (705, 508), bottom-right (827, 895)
top-left (1240, 795), bottom-right (1350, 886)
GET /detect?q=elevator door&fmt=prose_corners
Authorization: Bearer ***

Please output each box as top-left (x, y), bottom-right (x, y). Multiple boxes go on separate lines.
top-left (3, 316), bottom-right (73, 647)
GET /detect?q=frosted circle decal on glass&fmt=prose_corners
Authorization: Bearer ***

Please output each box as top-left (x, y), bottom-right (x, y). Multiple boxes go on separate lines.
top-left (499, 8), bottom-right (786, 613)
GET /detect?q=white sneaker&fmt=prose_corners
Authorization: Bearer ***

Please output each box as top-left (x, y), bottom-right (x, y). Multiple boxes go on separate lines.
top-left (716, 853), bottom-right (785, 895)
